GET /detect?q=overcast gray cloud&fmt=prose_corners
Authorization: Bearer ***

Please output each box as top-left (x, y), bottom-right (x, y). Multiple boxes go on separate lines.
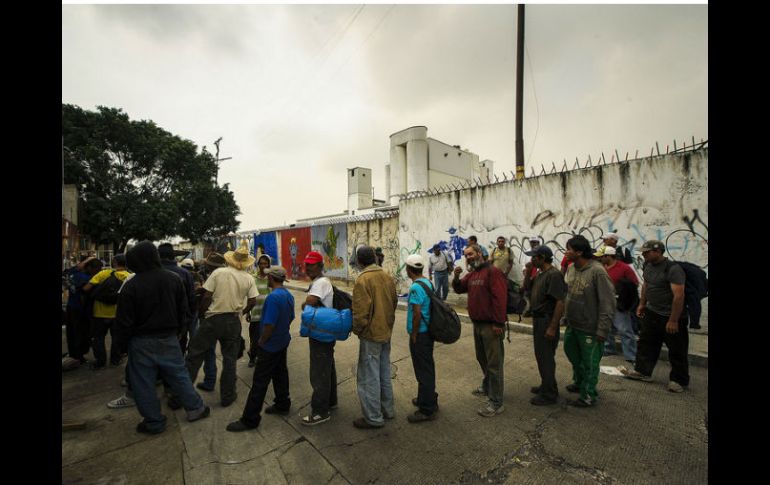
top-left (62, 4), bottom-right (707, 232)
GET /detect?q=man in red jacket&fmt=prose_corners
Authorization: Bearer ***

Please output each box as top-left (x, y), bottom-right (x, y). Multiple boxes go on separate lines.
top-left (452, 244), bottom-right (508, 417)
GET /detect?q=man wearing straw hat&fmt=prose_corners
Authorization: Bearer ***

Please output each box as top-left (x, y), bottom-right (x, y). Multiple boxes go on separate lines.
top-left (186, 240), bottom-right (258, 407)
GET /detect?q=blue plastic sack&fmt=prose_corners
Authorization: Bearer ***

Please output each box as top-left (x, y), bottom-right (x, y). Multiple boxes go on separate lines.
top-left (300, 306), bottom-right (352, 342)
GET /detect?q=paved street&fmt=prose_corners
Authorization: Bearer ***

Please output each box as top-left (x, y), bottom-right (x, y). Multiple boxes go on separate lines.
top-left (62, 288), bottom-right (708, 485)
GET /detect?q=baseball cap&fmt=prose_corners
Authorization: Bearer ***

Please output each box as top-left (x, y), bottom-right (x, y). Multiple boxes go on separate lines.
top-left (525, 245), bottom-right (553, 258)
top-left (406, 254), bottom-right (424, 269)
top-left (264, 265), bottom-right (287, 281)
top-left (303, 251), bottom-right (324, 264)
top-left (602, 233), bottom-right (619, 241)
top-left (640, 240), bottom-right (665, 253)
top-left (596, 246), bottom-right (616, 257)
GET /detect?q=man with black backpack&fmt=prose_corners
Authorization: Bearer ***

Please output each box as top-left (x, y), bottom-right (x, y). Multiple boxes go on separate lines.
top-left (83, 254), bottom-right (130, 369)
top-left (405, 254), bottom-right (439, 423)
top-left (623, 240), bottom-right (690, 393)
top-left (300, 251), bottom-right (340, 426)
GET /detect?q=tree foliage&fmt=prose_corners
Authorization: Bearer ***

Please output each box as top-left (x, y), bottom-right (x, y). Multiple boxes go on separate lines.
top-left (62, 104), bottom-right (240, 252)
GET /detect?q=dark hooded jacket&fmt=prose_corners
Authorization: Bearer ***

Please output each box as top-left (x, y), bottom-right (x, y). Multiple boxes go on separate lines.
top-left (115, 241), bottom-right (188, 342)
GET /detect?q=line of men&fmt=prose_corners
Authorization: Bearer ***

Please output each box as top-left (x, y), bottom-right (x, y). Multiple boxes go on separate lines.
top-left (68, 232), bottom-right (693, 434)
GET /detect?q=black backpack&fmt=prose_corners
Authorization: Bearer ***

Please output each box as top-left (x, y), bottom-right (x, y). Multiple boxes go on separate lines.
top-left (506, 278), bottom-right (526, 321)
top-left (415, 280), bottom-right (461, 344)
top-left (91, 270), bottom-right (123, 305)
top-left (332, 286), bottom-right (352, 310)
top-left (306, 281), bottom-right (353, 311)
top-left (674, 261), bottom-right (708, 299)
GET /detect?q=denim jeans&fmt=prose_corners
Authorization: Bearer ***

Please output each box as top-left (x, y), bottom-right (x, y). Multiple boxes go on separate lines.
top-left (532, 316), bottom-right (559, 401)
top-left (128, 335), bottom-right (205, 433)
top-left (309, 338), bottom-right (338, 416)
top-left (356, 338), bottom-right (395, 426)
top-left (472, 322), bottom-right (505, 408)
top-left (91, 317), bottom-right (121, 366)
top-left (409, 332), bottom-right (438, 415)
top-left (241, 346), bottom-right (291, 428)
top-left (604, 310), bottom-right (637, 361)
top-left (433, 270), bottom-right (449, 300)
top-left (187, 313), bottom-right (241, 403)
top-left (189, 315), bottom-right (217, 389)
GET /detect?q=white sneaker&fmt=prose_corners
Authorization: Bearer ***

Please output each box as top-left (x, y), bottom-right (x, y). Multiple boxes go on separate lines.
top-left (668, 381), bottom-right (685, 393)
top-left (107, 394), bottom-right (136, 409)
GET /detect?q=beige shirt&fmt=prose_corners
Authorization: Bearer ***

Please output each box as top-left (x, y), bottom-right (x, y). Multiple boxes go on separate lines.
top-left (203, 266), bottom-right (258, 318)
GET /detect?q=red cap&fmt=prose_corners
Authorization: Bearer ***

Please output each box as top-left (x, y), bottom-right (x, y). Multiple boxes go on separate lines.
top-left (303, 251), bottom-right (324, 264)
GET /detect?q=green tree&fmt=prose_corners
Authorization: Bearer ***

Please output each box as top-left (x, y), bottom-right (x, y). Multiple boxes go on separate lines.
top-left (62, 104), bottom-right (240, 252)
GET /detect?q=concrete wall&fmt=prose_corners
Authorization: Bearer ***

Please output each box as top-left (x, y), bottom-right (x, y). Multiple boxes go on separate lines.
top-left (397, 150), bottom-right (708, 306)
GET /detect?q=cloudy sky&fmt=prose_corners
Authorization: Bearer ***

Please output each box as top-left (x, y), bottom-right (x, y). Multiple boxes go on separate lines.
top-left (61, 2), bottom-right (708, 232)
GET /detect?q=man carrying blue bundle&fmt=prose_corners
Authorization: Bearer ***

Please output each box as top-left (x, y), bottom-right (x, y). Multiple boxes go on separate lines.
top-left (227, 266), bottom-right (294, 432)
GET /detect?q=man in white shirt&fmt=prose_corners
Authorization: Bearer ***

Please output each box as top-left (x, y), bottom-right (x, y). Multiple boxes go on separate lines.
top-left (301, 251), bottom-right (338, 426)
top-left (428, 244), bottom-right (453, 301)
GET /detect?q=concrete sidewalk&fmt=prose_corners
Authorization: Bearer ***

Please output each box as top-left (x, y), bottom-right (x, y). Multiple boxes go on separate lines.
top-left (62, 287), bottom-right (707, 484)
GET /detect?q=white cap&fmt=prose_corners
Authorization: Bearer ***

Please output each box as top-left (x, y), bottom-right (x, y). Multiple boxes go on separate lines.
top-left (602, 233), bottom-right (619, 241)
top-left (406, 254), bottom-right (424, 269)
top-left (529, 236), bottom-right (541, 242)
top-left (602, 246), bottom-right (617, 256)
top-left (179, 258), bottom-right (195, 269)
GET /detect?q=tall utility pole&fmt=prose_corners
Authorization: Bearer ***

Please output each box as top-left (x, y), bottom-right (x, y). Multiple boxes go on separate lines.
top-left (515, 4), bottom-right (525, 180)
top-left (213, 137), bottom-right (232, 185)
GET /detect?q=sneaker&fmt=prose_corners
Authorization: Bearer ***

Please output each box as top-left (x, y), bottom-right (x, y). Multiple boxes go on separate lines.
top-left (136, 422), bottom-right (165, 435)
top-left (471, 386), bottom-right (488, 397)
top-left (623, 370), bottom-right (653, 382)
top-left (187, 406), bottom-right (211, 422)
top-left (107, 394), bottom-right (136, 409)
top-left (352, 417), bottom-right (382, 429)
top-left (530, 395), bottom-right (557, 406)
top-left (568, 397), bottom-right (595, 408)
top-left (226, 419), bottom-right (259, 432)
top-left (265, 404), bottom-right (291, 416)
top-left (407, 410), bottom-right (436, 423)
top-left (530, 386), bottom-right (541, 395)
top-left (301, 412), bottom-right (331, 426)
top-left (196, 383), bottom-right (215, 392)
top-left (668, 381), bottom-right (686, 393)
top-left (477, 403), bottom-right (504, 417)
top-left (565, 383), bottom-right (580, 393)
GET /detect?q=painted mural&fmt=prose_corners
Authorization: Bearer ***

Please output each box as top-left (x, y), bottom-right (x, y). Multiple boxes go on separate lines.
top-left (311, 223), bottom-right (348, 278)
top-left (346, 217), bottom-right (401, 285)
top-left (279, 227), bottom-right (311, 281)
top-left (252, 231), bottom-right (279, 265)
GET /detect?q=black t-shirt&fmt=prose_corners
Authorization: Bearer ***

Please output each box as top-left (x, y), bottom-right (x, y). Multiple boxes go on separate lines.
top-left (530, 266), bottom-right (567, 317)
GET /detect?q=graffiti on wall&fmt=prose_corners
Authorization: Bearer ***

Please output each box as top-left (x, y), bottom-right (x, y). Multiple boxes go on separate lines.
top-left (280, 228), bottom-right (311, 281)
top-left (311, 224), bottom-right (348, 278)
top-left (429, 227), bottom-right (468, 261)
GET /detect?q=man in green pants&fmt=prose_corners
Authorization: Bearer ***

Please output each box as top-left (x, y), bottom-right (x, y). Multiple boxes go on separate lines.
top-left (562, 235), bottom-right (616, 407)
